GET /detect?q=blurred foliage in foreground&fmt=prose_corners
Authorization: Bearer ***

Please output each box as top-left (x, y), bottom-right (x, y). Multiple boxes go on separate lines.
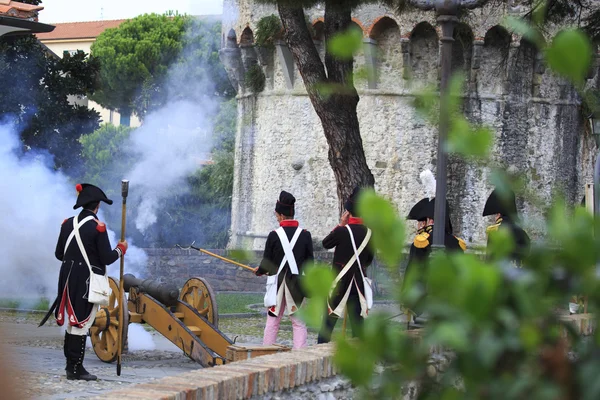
top-left (298, 4), bottom-right (600, 399)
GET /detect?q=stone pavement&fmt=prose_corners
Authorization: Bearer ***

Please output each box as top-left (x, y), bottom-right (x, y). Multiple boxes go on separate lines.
top-left (0, 315), bottom-right (200, 399)
top-left (0, 302), bottom-right (406, 399)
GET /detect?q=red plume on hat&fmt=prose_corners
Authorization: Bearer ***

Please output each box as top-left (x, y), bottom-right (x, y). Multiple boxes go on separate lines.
top-left (75, 184), bottom-right (83, 194)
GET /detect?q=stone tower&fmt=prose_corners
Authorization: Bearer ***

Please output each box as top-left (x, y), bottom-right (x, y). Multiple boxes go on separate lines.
top-left (220, 0), bottom-right (600, 250)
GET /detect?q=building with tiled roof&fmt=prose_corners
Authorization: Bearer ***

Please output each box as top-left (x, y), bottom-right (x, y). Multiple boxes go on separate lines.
top-left (36, 19), bottom-right (125, 41)
top-left (36, 19), bottom-right (140, 127)
top-left (0, 0), bottom-right (54, 36)
top-left (0, 0), bottom-right (42, 20)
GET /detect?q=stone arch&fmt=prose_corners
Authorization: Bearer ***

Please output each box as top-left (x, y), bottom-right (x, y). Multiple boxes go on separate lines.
top-left (350, 18), bottom-right (366, 36)
top-left (368, 16), bottom-right (398, 39)
top-left (478, 25), bottom-right (511, 94)
top-left (240, 27), bottom-right (254, 46)
top-left (312, 20), bottom-right (324, 41)
top-left (509, 38), bottom-right (536, 99)
top-left (226, 28), bottom-right (238, 49)
top-left (410, 22), bottom-right (439, 86)
top-left (370, 17), bottom-right (402, 88)
top-left (451, 23), bottom-right (474, 77)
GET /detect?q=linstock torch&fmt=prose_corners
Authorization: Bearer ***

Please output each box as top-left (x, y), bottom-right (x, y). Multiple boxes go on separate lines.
top-left (117, 179), bottom-right (128, 376)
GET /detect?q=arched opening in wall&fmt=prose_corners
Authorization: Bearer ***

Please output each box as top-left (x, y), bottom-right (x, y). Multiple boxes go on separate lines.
top-left (349, 20), bottom-right (366, 82)
top-left (410, 22), bottom-right (439, 86)
top-left (450, 23), bottom-right (474, 80)
top-left (226, 28), bottom-right (238, 49)
top-left (478, 25), bottom-right (511, 95)
top-left (371, 17), bottom-right (402, 89)
top-left (349, 19), bottom-right (365, 36)
top-left (509, 38), bottom-right (536, 99)
top-left (312, 20), bottom-right (325, 62)
top-left (312, 20), bottom-right (324, 41)
top-left (240, 27), bottom-right (254, 47)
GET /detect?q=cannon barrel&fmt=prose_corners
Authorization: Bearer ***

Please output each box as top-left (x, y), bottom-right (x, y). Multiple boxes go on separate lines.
top-left (123, 274), bottom-right (179, 306)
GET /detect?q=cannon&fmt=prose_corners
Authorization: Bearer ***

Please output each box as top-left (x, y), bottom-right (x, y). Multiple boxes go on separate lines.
top-left (123, 274), bottom-right (179, 306)
top-left (90, 275), bottom-right (287, 367)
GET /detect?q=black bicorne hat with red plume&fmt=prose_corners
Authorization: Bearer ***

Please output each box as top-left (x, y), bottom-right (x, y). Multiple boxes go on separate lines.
top-left (275, 191), bottom-right (296, 217)
top-left (73, 183), bottom-right (113, 210)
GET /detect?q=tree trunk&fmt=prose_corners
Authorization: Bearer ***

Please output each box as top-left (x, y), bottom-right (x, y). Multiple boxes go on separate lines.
top-left (277, 1), bottom-right (375, 212)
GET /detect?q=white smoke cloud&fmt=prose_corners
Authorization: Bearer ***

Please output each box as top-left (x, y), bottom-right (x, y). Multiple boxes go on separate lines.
top-left (125, 323), bottom-right (156, 351)
top-left (125, 100), bottom-right (213, 233)
top-left (0, 18), bottom-right (225, 303)
top-left (0, 123), bottom-right (146, 301)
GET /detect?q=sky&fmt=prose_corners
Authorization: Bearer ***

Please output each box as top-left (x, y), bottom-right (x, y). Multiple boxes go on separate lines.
top-left (39, 0), bottom-right (224, 23)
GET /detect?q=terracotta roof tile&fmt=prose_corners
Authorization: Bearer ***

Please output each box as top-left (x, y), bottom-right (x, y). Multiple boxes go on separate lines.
top-left (0, 0), bottom-right (43, 20)
top-left (36, 19), bottom-right (127, 41)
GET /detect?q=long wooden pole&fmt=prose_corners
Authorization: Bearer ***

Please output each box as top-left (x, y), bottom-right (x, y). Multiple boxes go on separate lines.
top-left (178, 245), bottom-right (255, 272)
top-left (116, 180), bottom-right (129, 376)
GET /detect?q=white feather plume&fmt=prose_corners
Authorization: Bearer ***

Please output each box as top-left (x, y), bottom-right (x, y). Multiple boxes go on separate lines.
top-left (420, 169), bottom-right (436, 200)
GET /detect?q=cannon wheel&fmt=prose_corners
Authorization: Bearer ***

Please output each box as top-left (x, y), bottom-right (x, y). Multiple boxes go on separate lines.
top-left (90, 277), bottom-right (129, 363)
top-left (179, 277), bottom-right (218, 327)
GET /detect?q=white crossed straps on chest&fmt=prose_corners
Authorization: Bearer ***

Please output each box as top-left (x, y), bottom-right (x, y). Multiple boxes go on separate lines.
top-left (64, 216), bottom-right (95, 255)
top-left (331, 226), bottom-right (372, 290)
top-left (274, 227), bottom-right (302, 276)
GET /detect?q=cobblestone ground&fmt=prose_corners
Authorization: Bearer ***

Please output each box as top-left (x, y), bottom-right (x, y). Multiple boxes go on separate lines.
top-left (0, 303), bottom-right (402, 399)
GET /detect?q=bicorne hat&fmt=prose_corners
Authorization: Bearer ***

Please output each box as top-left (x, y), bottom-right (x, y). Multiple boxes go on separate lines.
top-left (422, 198), bottom-right (454, 233)
top-left (73, 183), bottom-right (113, 210)
top-left (482, 188), bottom-right (517, 217)
top-left (407, 198), bottom-right (430, 221)
top-left (275, 191), bottom-right (296, 217)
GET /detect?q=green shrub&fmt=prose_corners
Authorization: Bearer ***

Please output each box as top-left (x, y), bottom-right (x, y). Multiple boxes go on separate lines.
top-left (255, 15), bottom-right (282, 48)
top-left (245, 64), bottom-right (266, 93)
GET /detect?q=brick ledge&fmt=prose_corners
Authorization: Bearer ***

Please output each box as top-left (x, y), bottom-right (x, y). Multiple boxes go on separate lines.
top-left (93, 343), bottom-right (337, 400)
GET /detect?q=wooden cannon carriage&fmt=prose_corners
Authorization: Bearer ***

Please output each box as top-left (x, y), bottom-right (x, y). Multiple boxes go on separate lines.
top-left (90, 274), bottom-right (288, 367)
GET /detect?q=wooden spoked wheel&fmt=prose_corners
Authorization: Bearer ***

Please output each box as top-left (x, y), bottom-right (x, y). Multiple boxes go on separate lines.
top-left (90, 276), bottom-right (129, 363)
top-left (179, 277), bottom-right (218, 327)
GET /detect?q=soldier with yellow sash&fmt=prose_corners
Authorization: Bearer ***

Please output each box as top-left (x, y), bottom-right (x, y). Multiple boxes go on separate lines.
top-left (483, 188), bottom-right (530, 266)
top-left (403, 171), bottom-right (466, 322)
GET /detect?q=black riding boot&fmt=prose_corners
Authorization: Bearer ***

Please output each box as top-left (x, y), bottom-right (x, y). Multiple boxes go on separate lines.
top-left (63, 332), bottom-right (71, 372)
top-left (66, 333), bottom-right (97, 381)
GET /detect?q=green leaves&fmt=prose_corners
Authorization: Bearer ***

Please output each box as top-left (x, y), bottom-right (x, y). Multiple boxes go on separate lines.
top-left (298, 263), bottom-right (334, 329)
top-left (327, 27), bottom-right (363, 60)
top-left (414, 73), bottom-right (493, 159)
top-left (255, 15), bottom-right (282, 49)
top-left (503, 16), bottom-right (546, 48)
top-left (91, 14), bottom-right (233, 116)
top-left (545, 29), bottom-right (593, 86)
top-left (504, 15), bottom-right (593, 88)
top-left (357, 190), bottom-right (405, 269)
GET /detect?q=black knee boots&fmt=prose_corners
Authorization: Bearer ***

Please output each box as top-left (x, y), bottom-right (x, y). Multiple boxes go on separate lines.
top-left (64, 333), bottom-right (97, 381)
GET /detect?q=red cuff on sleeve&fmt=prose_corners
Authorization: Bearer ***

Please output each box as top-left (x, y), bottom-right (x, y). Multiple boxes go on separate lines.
top-left (116, 242), bottom-right (127, 256)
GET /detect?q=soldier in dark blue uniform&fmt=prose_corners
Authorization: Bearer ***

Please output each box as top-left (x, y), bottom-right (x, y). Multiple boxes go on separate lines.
top-left (318, 187), bottom-right (375, 343)
top-left (54, 184), bottom-right (127, 381)
top-left (255, 191), bottom-right (313, 349)
top-left (403, 196), bottom-right (465, 322)
top-left (483, 188), bottom-right (530, 265)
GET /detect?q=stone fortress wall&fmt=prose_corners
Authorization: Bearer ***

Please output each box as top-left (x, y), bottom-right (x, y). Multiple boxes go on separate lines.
top-left (220, 0), bottom-right (600, 250)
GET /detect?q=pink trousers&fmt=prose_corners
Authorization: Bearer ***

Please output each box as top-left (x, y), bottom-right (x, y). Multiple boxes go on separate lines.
top-left (262, 298), bottom-right (307, 350)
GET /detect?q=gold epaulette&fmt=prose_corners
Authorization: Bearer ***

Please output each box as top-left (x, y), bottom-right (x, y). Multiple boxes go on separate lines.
top-left (456, 237), bottom-right (467, 251)
top-left (414, 232), bottom-right (430, 248)
top-left (486, 223), bottom-right (501, 234)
